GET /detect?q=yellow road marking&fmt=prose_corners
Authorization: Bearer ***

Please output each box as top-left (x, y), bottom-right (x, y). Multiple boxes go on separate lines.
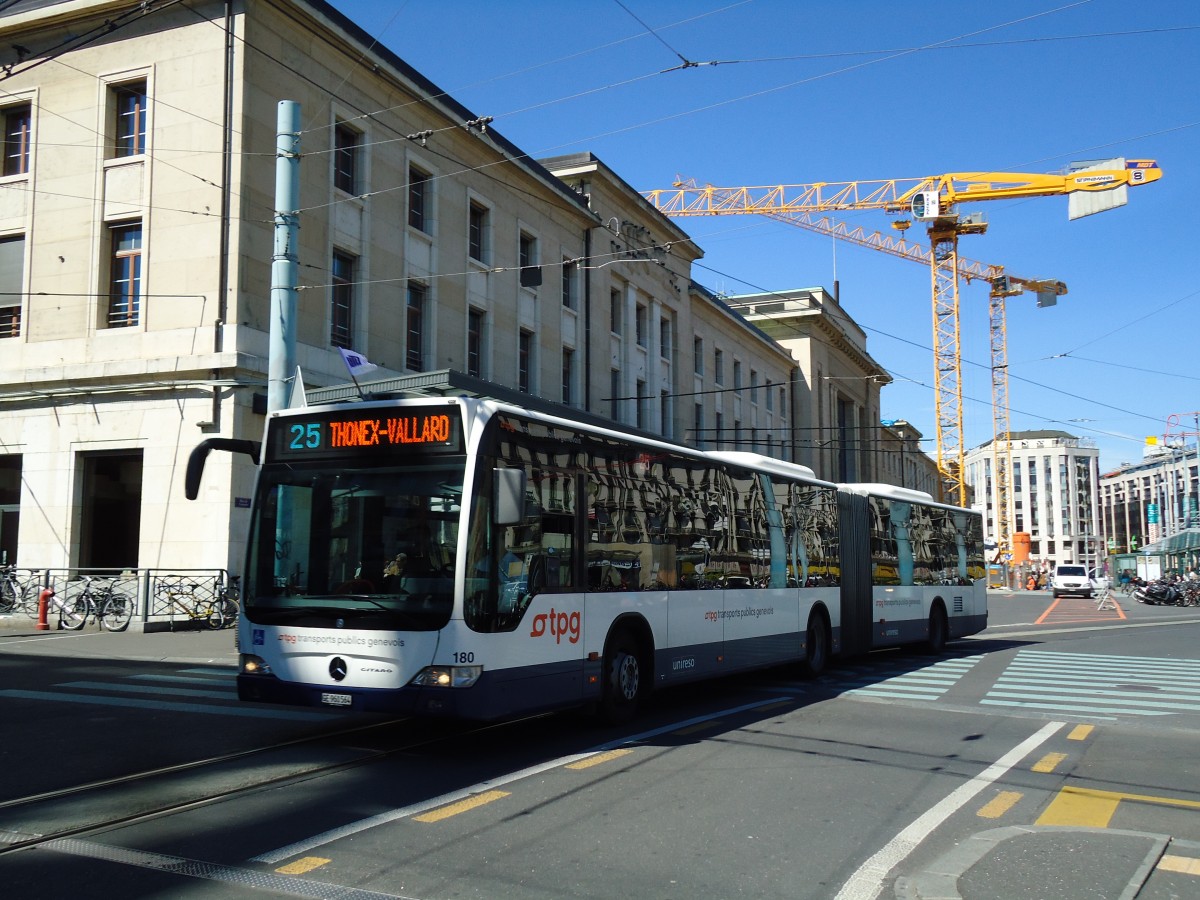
top-left (1037, 787), bottom-right (1120, 827)
top-left (1067, 724), bottom-right (1094, 741)
top-left (977, 791), bottom-right (1023, 819)
top-left (413, 789), bottom-right (509, 823)
top-left (1037, 786), bottom-right (1200, 828)
top-left (275, 856), bottom-right (330, 875)
top-left (754, 700), bottom-right (794, 712)
top-left (566, 749), bottom-right (634, 770)
top-left (1032, 752), bottom-right (1068, 773)
top-left (1159, 855), bottom-right (1200, 876)
top-left (673, 720), bottom-right (723, 736)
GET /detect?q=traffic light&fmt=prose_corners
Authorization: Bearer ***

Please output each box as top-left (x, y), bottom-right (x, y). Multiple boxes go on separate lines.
top-left (1130, 535), bottom-right (1139, 550)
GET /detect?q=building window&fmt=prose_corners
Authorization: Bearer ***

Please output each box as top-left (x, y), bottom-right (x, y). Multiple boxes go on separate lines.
top-left (693, 337), bottom-right (703, 376)
top-left (518, 329), bottom-right (533, 393)
top-left (715, 411), bottom-right (724, 449)
top-left (112, 81), bottom-right (147, 158)
top-left (107, 222), bottom-right (142, 328)
top-left (518, 231), bottom-right (540, 287)
top-left (766, 378), bottom-right (773, 411)
top-left (635, 304), bottom-right (647, 348)
top-left (330, 250), bottom-right (355, 348)
top-left (468, 201), bottom-right (488, 262)
top-left (467, 308), bottom-right (483, 378)
top-left (714, 348), bottom-right (723, 385)
top-left (3, 104), bottom-right (31, 176)
top-left (750, 370), bottom-right (758, 404)
top-left (407, 280), bottom-right (426, 372)
top-left (694, 402), bottom-right (704, 449)
top-left (733, 360), bottom-right (743, 395)
top-left (408, 165), bottom-right (430, 232)
top-left (779, 386), bottom-right (786, 419)
top-left (562, 347), bottom-right (574, 405)
top-left (610, 289), bottom-right (622, 334)
top-left (661, 390), bottom-right (670, 437)
top-left (610, 369), bottom-right (620, 420)
top-left (660, 317), bottom-right (671, 360)
top-left (562, 257), bottom-right (576, 309)
top-left (0, 234), bottom-right (24, 337)
top-left (636, 380), bottom-right (647, 428)
top-left (333, 122), bottom-right (359, 193)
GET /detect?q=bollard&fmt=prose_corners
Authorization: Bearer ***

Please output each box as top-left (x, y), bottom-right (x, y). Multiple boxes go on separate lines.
top-left (36, 587), bottom-right (54, 631)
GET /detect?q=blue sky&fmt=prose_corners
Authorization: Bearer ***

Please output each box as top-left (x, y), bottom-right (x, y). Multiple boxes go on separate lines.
top-left (327, 0), bottom-right (1198, 471)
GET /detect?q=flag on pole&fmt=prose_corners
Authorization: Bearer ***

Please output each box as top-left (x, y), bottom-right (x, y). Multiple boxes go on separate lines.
top-left (338, 347), bottom-right (378, 378)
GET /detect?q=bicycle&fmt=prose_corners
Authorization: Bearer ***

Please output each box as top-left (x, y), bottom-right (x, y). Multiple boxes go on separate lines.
top-left (58, 576), bottom-right (134, 632)
top-left (215, 575), bottom-right (240, 626)
top-left (155, 579), bottom-right (232, 630)
top-left (0, 566), bottom-right (43, 617)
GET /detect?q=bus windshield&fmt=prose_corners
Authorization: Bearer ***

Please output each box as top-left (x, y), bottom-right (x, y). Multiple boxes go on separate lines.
top-left (244, 460), bottom-right (465, 630)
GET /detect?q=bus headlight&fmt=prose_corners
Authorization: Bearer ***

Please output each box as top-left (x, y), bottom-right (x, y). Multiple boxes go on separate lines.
top-left (240, 654), bottom-right (272, 676)
top-left (410, 665), bottom-right (482, 688)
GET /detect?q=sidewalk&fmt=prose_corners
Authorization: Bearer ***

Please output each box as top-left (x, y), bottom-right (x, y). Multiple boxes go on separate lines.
top-left (0, 613), bottom-right (238, 663)
top-left (900, 827), bottom-right (1200, 900)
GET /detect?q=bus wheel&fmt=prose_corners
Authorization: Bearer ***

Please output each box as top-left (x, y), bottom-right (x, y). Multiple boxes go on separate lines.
top-left (802, 611), bottom-right (829, 677)
top-left (600, 628), bottom-right (643, 724)
top-left (925, 605), bottom-right (948, 654)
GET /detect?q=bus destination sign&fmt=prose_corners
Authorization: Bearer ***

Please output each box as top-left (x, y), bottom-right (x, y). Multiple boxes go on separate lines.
top-left (272, 409), bottom-right (461, 459)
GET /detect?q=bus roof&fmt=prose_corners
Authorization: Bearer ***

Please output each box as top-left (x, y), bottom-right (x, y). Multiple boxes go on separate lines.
top-left (707, 451), bottom-right (823, 484)
top-left (839, 482), bottom-right (974, 513)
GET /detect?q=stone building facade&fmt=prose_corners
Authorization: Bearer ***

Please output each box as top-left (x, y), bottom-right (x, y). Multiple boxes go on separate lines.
top-left (1, 0), bottom-right (888, 574)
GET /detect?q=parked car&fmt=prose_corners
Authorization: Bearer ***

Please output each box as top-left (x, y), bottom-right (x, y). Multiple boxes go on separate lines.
top-left (1052, 564), bottom-right (1093, 599)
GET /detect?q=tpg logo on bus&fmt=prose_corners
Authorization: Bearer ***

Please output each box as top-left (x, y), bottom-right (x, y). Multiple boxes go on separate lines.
top-left (530, 607), bottom-right (581, 644)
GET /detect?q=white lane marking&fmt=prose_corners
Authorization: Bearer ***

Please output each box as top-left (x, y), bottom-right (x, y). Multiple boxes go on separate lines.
top-left (253, 696), bottom-right (790, 864)
top-left (832, 720), bottom-right (1065, 900)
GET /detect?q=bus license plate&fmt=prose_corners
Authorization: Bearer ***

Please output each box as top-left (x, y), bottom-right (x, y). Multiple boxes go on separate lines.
top-left (321, 692), bottom-right (352, 707)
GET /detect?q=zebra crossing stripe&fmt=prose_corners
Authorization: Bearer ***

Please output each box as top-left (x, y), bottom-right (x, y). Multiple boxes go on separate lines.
top-left (0, 689), bottom-right (333, 721)
top-left (983, 649), bottom-right (1200, 718)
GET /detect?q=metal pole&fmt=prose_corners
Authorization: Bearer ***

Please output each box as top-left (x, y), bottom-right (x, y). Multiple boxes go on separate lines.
top-left (1193, 412), bottom-right (1200, 529)
top-left (269, 101), bottom-right (301, 414)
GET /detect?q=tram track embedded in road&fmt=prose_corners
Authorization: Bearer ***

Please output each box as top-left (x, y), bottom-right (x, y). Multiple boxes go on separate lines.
top-left (0, 713), bottom-right (532, 857)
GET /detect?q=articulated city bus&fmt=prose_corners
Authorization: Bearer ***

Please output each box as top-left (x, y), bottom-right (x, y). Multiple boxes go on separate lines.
top-left (188, 396), bottom-right (987, 722)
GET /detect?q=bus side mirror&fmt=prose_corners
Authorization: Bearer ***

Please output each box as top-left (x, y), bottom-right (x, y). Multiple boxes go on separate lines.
top-left (494, 468), bottom-right (526, 525)
top-left (185, 438), bottom-right (261, 500)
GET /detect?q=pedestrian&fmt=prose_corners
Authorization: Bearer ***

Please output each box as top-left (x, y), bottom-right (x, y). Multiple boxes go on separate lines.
top-left (1026, 573), bottom-right (1036, 591)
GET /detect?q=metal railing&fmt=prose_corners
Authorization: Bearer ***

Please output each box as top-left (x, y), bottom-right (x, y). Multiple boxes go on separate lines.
top-left (0, 567), bottom-right (236, 630)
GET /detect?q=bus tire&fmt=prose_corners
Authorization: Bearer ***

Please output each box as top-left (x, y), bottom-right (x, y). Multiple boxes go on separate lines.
top-left (802, 610), bottom-right (829, 677)
top-left (925, 604), bottom-right (948, 654)
top-left (600, 627), bottom-right (644, 724)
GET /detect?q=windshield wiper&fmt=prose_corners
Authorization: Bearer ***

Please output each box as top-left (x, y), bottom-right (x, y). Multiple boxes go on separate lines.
top-left (321, 595), bottom-right (391, 611)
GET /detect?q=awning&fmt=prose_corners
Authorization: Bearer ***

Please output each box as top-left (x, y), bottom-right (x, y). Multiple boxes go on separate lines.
top-left (1140, 527), bottom-right (1200, 555)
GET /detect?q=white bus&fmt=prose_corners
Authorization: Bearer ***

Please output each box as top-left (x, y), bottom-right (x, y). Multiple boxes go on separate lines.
top-left (188, 396), bottom-right (987, 722)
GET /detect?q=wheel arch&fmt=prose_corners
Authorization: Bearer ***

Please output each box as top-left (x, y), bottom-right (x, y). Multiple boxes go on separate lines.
top-left (604, 612), bottom-right (656, 688)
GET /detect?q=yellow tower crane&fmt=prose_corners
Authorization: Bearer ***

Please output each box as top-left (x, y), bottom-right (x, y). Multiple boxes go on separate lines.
top-left (643, 159), bottom-right (1162, 508)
